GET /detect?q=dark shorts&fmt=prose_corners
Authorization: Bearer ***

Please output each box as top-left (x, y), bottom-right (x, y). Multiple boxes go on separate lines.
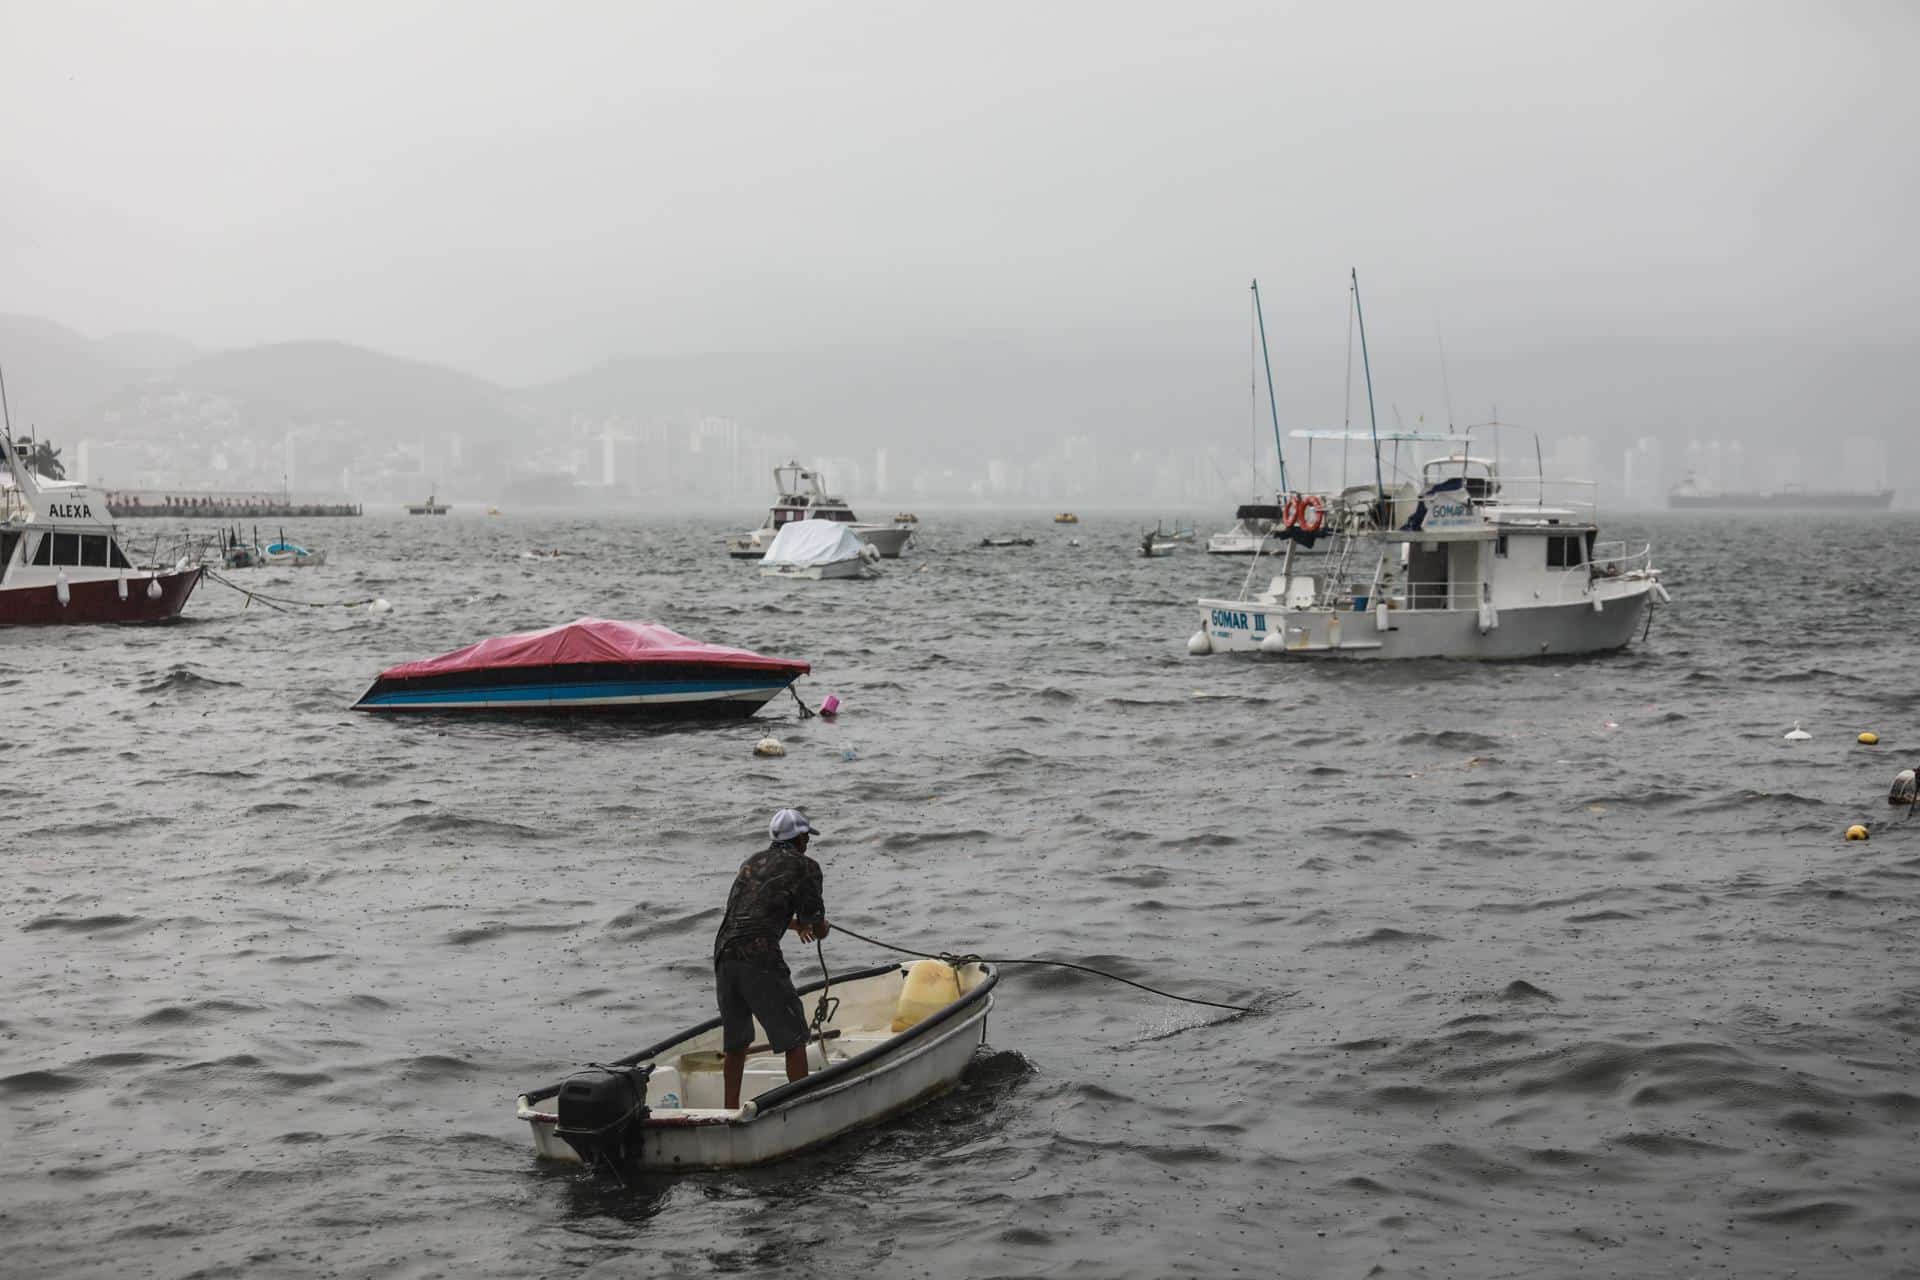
top-left (714, 958), bottom-right (809, 1054)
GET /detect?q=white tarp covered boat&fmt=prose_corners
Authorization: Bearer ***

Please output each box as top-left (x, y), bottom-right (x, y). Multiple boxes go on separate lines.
top-left (516, 959), bottom-right (997, 1171)
top-left (759, 518), bottom-right (881, 580)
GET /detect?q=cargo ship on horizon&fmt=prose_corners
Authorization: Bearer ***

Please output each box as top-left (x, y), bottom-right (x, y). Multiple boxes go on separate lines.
top-left (1667, 474), bottom-right (1895, 511)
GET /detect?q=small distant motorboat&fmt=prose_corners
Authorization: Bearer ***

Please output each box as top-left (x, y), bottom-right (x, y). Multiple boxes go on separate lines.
top-left (979, 535), bottom-right (1036, 548)
top-left (516, 959), bottom-right (998, 1171)
top-left (408, 494), bottom-right (451, 515)
top-left (891, 512), bottom-right (919, 527)
top-left (351, 617), bottom-right (810, 717)
top-left (520, 547), bottom-right (568, 560)
top-left (759, 518), bottom-right (881, 580)
top-left (1053, 512), bottom-right (1079, 524)
top-left (263, 537), bottom-right (325, 568)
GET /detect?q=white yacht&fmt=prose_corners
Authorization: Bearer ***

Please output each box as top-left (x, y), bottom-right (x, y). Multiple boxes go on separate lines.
top-left (727, 462), bottom-right (914, 560)
top-left (1193, 428), bottom-right (1668, 660)
top-left (1206, 502), bottom-right (1288, 556)
top-left (0, 431), bottom-right (203, 625)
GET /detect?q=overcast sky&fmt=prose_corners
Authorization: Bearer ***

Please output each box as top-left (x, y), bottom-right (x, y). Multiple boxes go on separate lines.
top-left (2, 0), bottom-right (1915, 386)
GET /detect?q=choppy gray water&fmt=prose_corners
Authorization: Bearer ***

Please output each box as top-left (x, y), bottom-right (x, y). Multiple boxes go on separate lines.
top-left (4, 512), bottom-right (1919, 1278)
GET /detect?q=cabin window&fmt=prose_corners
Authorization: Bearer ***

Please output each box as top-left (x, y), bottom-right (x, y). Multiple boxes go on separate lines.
top-left (0, 530), bottom-right (19, 570)
top-left (30, 533), bottom-right (51, 565)
top-left (51, 532), bottom-right (80, 565)
top-left (1546, 534), bottom-right (1584, 568)
top-left (1494, 534), bottom-right (1508, 559)
top-left (108, 539), bottom-right (131, 569)
top-left (1584, 530), bottom-right (1597, 562)
top-left (80, 534), bottom-right (109, 567)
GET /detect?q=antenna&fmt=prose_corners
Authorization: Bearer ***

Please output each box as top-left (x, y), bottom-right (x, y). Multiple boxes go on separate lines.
top-left (1251, 280), bottom-right (1289, 493)
top-left (0, 360), bottom-right (12, 437)
top-left (1350, 269), bottom-right (1386, 500)
top-left (1436, 321), bottom-right (1456, 432)
top-left (1249, 287), bottom-right (1259, 496)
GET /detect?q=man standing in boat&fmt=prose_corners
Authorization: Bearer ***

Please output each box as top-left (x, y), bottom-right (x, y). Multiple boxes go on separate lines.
top-left (714, 808), bottom-right (831, 1109)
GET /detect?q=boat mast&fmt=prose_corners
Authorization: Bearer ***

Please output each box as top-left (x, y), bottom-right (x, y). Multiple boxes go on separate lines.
top-left (1251, 280), bottom-right (1289, 494)
top-left (1350, 269), bottom-right (1386, 501)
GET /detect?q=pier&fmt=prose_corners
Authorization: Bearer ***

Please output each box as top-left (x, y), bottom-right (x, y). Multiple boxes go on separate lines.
top-left (104, 490), bottom-right (362, 519)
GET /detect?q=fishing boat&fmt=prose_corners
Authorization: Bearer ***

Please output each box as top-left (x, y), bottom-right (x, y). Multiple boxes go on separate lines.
top-left (758, 518), bottom-right (881, 580)
top-left (1192, 275), bottom-right (1668, 661)
top-left (0, 431), bottom-right (203, 625)
top-left (350, 617), bottom-right (810, 716)
top-left (516, 958), bottom-right (997, 1171)
top-left (1053, 512), bottom-right (1079, 524)
top-left (1140, 521), bottom-right (1184, 556)
top-left (978, 534), bottom-right (1035, 548)
top-left (408, 494), bottom-right (450, 515)
top-left (727, 462), bottom-right (914, 559)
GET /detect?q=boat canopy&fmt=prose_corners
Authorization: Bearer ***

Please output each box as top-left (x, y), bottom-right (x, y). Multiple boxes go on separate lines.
top-left (1235, 503), bottom-right (1288, 520)
top-left (761, 518), bottom-right (866, 568)
top-left (376, 618), bottom-right (810, 680)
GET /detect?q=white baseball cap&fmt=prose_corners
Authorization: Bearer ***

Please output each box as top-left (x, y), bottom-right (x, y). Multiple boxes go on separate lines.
top-left (769, 808), bottom-right (819, 842)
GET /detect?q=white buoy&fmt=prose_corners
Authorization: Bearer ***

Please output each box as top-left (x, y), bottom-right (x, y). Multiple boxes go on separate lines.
top-left (754, 737), bottom-right (786, 758)
top-left (55, 571), bottom-right (70, 606)
top-left (116, 572), bottom-right (128, 601)
top-left (368, 597), bottom-right (392, 614)
top-left (1187, 630), bottom-right (1212, 656)
top-left (1259, 632), bottom-right (1286, 655)
top-left (1891, 770), bottom-right (1918, 806)
top-left (146, 577), bottom-right (162, 600)
top-left (1784, 721), bottom-right (1811, 742)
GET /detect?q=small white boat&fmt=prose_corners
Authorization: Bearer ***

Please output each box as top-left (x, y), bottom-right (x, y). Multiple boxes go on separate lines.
top-left (516, 959), bottom-right (997, 1171)
top-left (1207, 503), bottom-right (1288, 556)
top-left (728, 462), bottom-right (914, 559)
top-left (759, 518), bottom-right (881, 580)
top-left (262, 539), bottom-right (325, 568)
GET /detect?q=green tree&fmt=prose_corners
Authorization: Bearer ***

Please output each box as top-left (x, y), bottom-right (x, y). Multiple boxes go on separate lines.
top-left (23, 438), bottom-right (64, 480)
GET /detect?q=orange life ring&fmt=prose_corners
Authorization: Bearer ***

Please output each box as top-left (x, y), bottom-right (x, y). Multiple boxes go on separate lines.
top-left (1280, 495), bottom-right (1303, 528)
top-left (1295, 495), bottom-right (1326, 533)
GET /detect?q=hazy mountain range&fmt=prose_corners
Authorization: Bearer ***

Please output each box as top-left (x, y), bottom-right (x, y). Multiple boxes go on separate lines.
top-left (2, 311), bottom-right (1913, 504)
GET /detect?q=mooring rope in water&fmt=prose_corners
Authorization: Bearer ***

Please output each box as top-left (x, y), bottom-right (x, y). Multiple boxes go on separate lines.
top-left (788, 685), bottom-right (817, 718)
top-left (828, 922), bottom-right (1260, 1015)
top-left (205, 568), bottom-right (381, 612)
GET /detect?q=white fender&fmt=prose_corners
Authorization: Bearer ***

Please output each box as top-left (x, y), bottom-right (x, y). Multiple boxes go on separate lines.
top-left (147, 577), bottom-right (162, 600)
top-left (55, 571), bottom-right (70, 606)
top-left (1259, 632), bottom-right (1286, 655)
top-left (1478, 602), bottom-right (1498, 633)
top-left (1186, 630), bottom-right (1212, 656)
top-left (117, 571), bottom-right (128, 601)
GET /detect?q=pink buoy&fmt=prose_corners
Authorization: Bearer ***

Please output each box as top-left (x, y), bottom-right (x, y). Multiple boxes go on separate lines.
top-left (819, 694), bottom-right (841, 717)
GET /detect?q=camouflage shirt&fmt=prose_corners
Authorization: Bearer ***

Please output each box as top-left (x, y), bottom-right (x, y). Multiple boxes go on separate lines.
top-left (713, 841), bottom-right (826, 970)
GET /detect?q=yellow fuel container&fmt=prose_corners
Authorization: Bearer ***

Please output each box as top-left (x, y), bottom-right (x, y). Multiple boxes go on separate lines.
top-left (891, 959), bottom-right (962, 1033)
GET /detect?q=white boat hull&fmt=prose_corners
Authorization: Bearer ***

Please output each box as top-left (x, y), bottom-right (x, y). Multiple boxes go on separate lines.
top-left (733, 527), bottom-right (912, 560)
top-left (1206, 532), bottom-right (1282, 556)
top-left (518, 962), bottom-right (995, 1170)
top-left (1198, 580), bottom-right (1655, 659)
top-left (759, 557), bottom-right (873, 580)
top-left (850, 525), bottom-right (913, 558)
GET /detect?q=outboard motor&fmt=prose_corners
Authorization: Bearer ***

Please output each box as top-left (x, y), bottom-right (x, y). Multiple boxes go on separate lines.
top-left (554, 1064), bottom-right (652, 1171)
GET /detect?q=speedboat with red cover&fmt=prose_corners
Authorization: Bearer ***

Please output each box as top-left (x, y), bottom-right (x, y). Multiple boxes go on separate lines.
top-left (351, 617), bottom-right (810, 717)
top-left (0, 431), bottom-right (203, 625)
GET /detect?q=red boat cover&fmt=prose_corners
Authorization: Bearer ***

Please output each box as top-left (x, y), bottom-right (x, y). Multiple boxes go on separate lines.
top-left (376, 618), bottom-right (810, 680)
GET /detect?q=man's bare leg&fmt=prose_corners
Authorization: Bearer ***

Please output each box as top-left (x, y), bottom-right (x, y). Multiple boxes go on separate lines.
top-left (723, 1050), bottom-right (746, 1109)
top-left (785, 1044), bottom-right (810, 1082)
